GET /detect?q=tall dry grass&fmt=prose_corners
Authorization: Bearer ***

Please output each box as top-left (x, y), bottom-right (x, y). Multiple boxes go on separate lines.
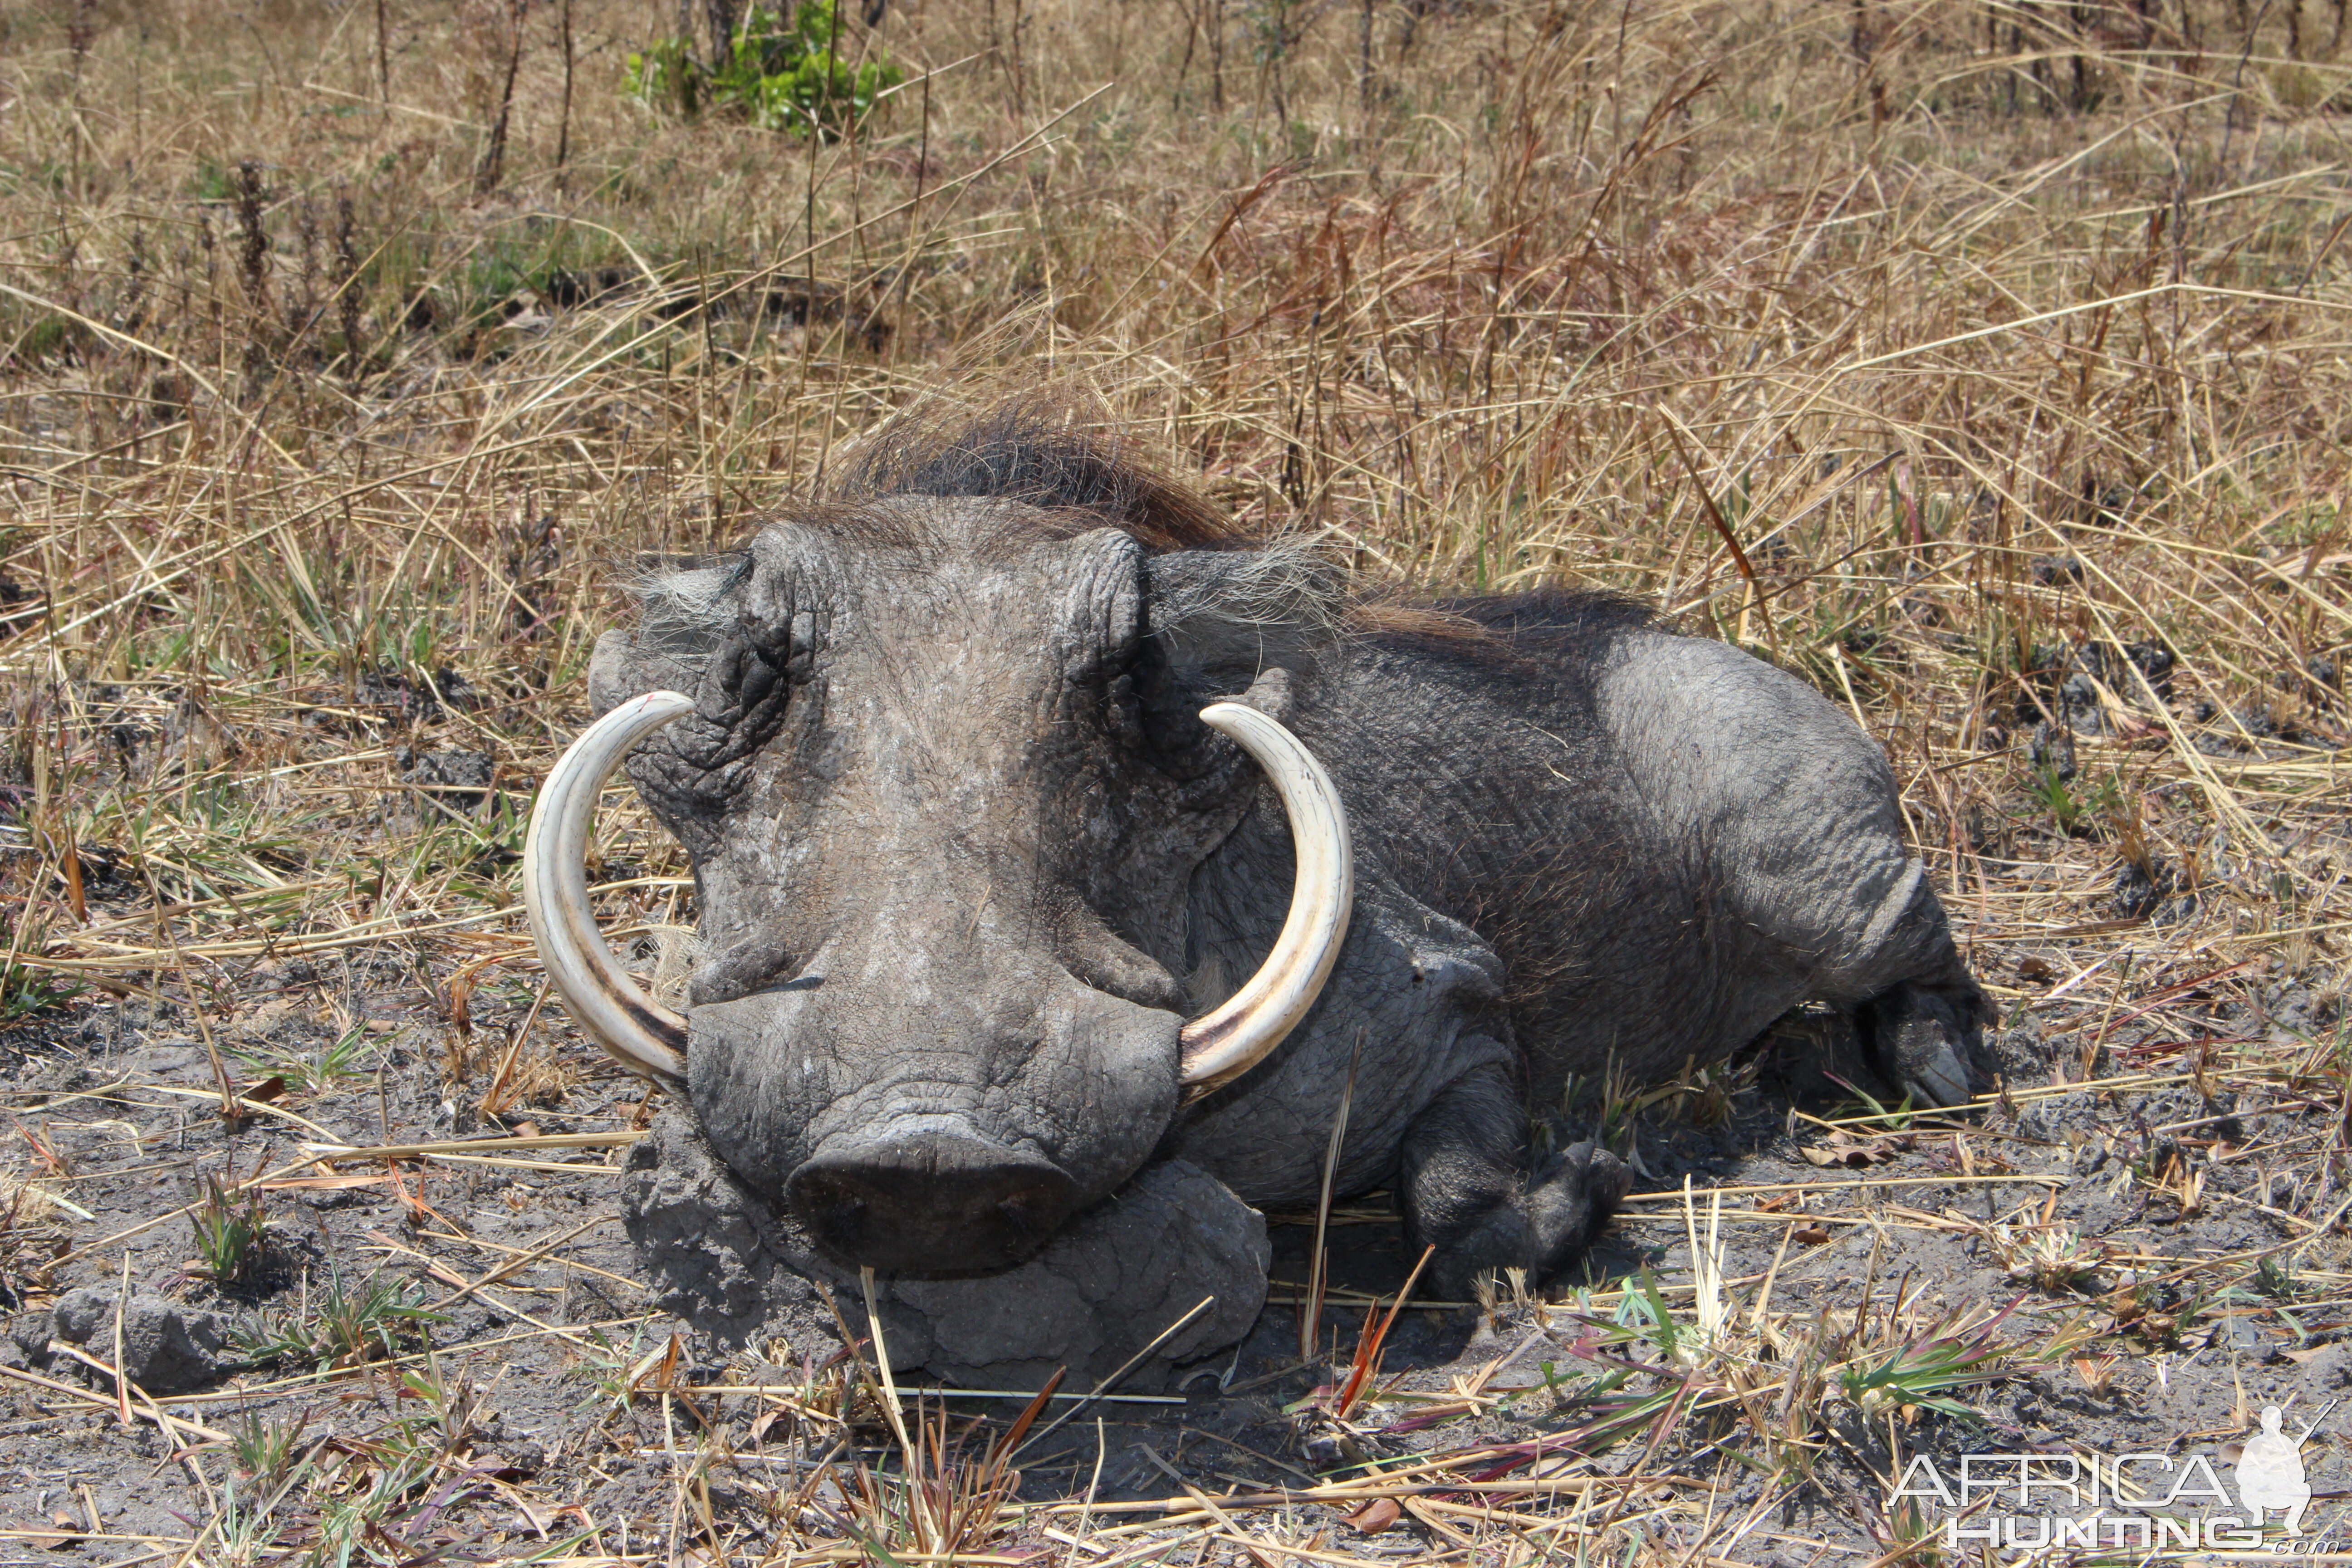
top-left (0, 5), bottom-right (2348, 1563)
top-left (0, 0), bottom-right (2342, 1083)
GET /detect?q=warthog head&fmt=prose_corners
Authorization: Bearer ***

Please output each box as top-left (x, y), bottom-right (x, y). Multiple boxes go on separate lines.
top-left (524, 392), bottom-right (1352, 1275)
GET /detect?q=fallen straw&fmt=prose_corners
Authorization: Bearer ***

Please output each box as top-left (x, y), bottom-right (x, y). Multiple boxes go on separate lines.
top-left (301, 1132), bottom-right (643, 1159)
top-left (680, 1382), bottom-right (1185, 1403)
top-left (58, 1132), bottom-right (647, 1265)
top-left (1622, 1172), bottom-right (2062, 1201)
top-left (1013, 1294), bottom-right (1219, 1460)
top-left (0, 1357), bottom-right (223, 1445)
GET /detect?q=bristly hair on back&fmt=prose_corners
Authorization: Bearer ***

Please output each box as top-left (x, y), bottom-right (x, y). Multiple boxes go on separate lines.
top-left (830, 383), bottom-right (1250, 554)
top-left (632, 385), bottom-right (1653, 669)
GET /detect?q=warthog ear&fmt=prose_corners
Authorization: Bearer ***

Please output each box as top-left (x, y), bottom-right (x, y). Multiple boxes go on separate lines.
top-left (1145, 540), bottom-right (1345, 681)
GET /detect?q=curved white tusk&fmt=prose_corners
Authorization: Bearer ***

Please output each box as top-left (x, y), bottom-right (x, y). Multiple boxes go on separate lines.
top-left (1179, 702), bottom-right (1354, 1093)
top-left (523, 691), bottom-right (696, 1083)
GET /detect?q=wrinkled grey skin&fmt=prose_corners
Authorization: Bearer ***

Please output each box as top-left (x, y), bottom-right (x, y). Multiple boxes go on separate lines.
top-left (625, 1107), bottom-right (1270, 1388)
top-left (588, 462), bottom-right (1988, 1303)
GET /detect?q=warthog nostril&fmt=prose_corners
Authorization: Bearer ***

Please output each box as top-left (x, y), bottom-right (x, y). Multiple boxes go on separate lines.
top-left (786, 1128), bottom-right (1081, 1275)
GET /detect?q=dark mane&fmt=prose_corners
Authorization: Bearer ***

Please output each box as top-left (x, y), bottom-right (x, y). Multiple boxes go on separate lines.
top-left (832, 386), bottom-right (1248, 554)
top-left (809, 388), bottom-right (1661, 654)
top-left (1434, 588), bottom-right (1660, 643)
top-left (1351, 587), bottom-right (1659, 662)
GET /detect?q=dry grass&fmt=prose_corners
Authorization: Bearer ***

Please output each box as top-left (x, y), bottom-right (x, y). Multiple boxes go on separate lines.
top-left (0, 0), bottom-right (2349, 1559)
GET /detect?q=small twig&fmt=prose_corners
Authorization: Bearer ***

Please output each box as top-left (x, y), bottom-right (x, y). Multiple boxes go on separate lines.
top-left (1014, 1295), bottom-right (1219, 1460)
top-left (303, 1132), bottom-right (641, 1160)
top-left (1302, 1028), bottom-right (1364, 1365)
top-left (136, 859), bottom-right (236, 1123)
top-left (1134, 1447), bottom-right (1279, 1568)
top-left (859, 1265), bottom-right (916, 1465)
top-left (111, 1253), bottom-right (131, 1428)
top-left (5, 1354), bottom-right (221, 1444)
top-left (1622, 1173), bottom-right (2063, 1202)
top-left (1332, 1243), bottom-right (1436, 1420)
top-left (1656, 408), bottom-right (1780, 657)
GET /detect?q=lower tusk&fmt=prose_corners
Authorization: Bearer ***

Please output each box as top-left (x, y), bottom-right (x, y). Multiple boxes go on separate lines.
top-left (1178, 703), bottom-right (1353, 1093)
top-left (522, 691), bottom-right (695, 1083)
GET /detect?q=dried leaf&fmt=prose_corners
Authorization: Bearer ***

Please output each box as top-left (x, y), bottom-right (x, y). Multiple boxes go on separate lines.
top-left (1945, 1134), bottom-right (2013, 1177)
top-left (1800, 1129), bottom-right (1914, 1167)
top-left (1347, 1498), bottom-right (1402, 1534)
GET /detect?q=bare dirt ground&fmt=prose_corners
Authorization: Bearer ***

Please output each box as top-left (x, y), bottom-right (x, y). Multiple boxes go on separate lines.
top-left (0, 882), bottom-right (2341, 1565)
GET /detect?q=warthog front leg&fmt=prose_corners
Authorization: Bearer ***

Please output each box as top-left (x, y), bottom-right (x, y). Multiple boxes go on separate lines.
top-left (1398, 1056), bottom-right (1633, 1302)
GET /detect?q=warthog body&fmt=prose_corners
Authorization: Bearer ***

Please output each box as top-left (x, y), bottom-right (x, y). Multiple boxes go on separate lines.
top-left (566, 391), bottom-right (1988, 1323)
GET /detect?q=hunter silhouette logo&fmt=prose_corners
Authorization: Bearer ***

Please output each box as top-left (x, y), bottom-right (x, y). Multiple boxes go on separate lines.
top-left (1891, 1401), bottom-right (2339, 1553)
top-left (2238, 1406), bottom-right (2317, 1534)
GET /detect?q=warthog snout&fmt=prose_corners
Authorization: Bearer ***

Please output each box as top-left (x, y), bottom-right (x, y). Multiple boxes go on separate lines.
top-left (788, 1122), bottom-right (1081, 1274)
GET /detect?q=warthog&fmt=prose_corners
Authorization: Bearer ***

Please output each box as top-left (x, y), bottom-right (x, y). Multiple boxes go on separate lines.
top-left (526, 389), bottom-right (1989, 1365)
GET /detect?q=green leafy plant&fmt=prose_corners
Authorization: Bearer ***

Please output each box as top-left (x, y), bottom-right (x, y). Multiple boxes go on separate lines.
top-left (1989, 1222), bottom-right (2105, 1293)
top-left (1439, 1274), bottom-right (1708, 1467)
top-left (201, 1479), bottom-right (291, 1568)
top-left (626, 1), bottom-right (902, 139)
top-left (229, 1411), bottom-right (307, 1486)
top-left (306, 1450), bottom-right (451, 1568)
top-left (230, 1025), bottom-right (374, 1093)
top-left (2028, 764), bottom-right (2122, 838)
top-left (1821, 1072), bottom-right (1918, 1131)
top-left (572, 1322), bottom-right (665, 1422)
top-left (2254, 1255), bottom-right (2302, 1302)
top-left (1837, 1302), bottom-right (2027, 1421)
top-left (235, 1263), bottom-right (448, 1371)
top-left (189, 1175), bottom-right (271, 1286)
top-left (2028, 763), bottom-right (2085, 833)
top-left (398, 1357), bottom-right (490, 1459)
top-left (0, 915), bottom-right (82, 1019)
